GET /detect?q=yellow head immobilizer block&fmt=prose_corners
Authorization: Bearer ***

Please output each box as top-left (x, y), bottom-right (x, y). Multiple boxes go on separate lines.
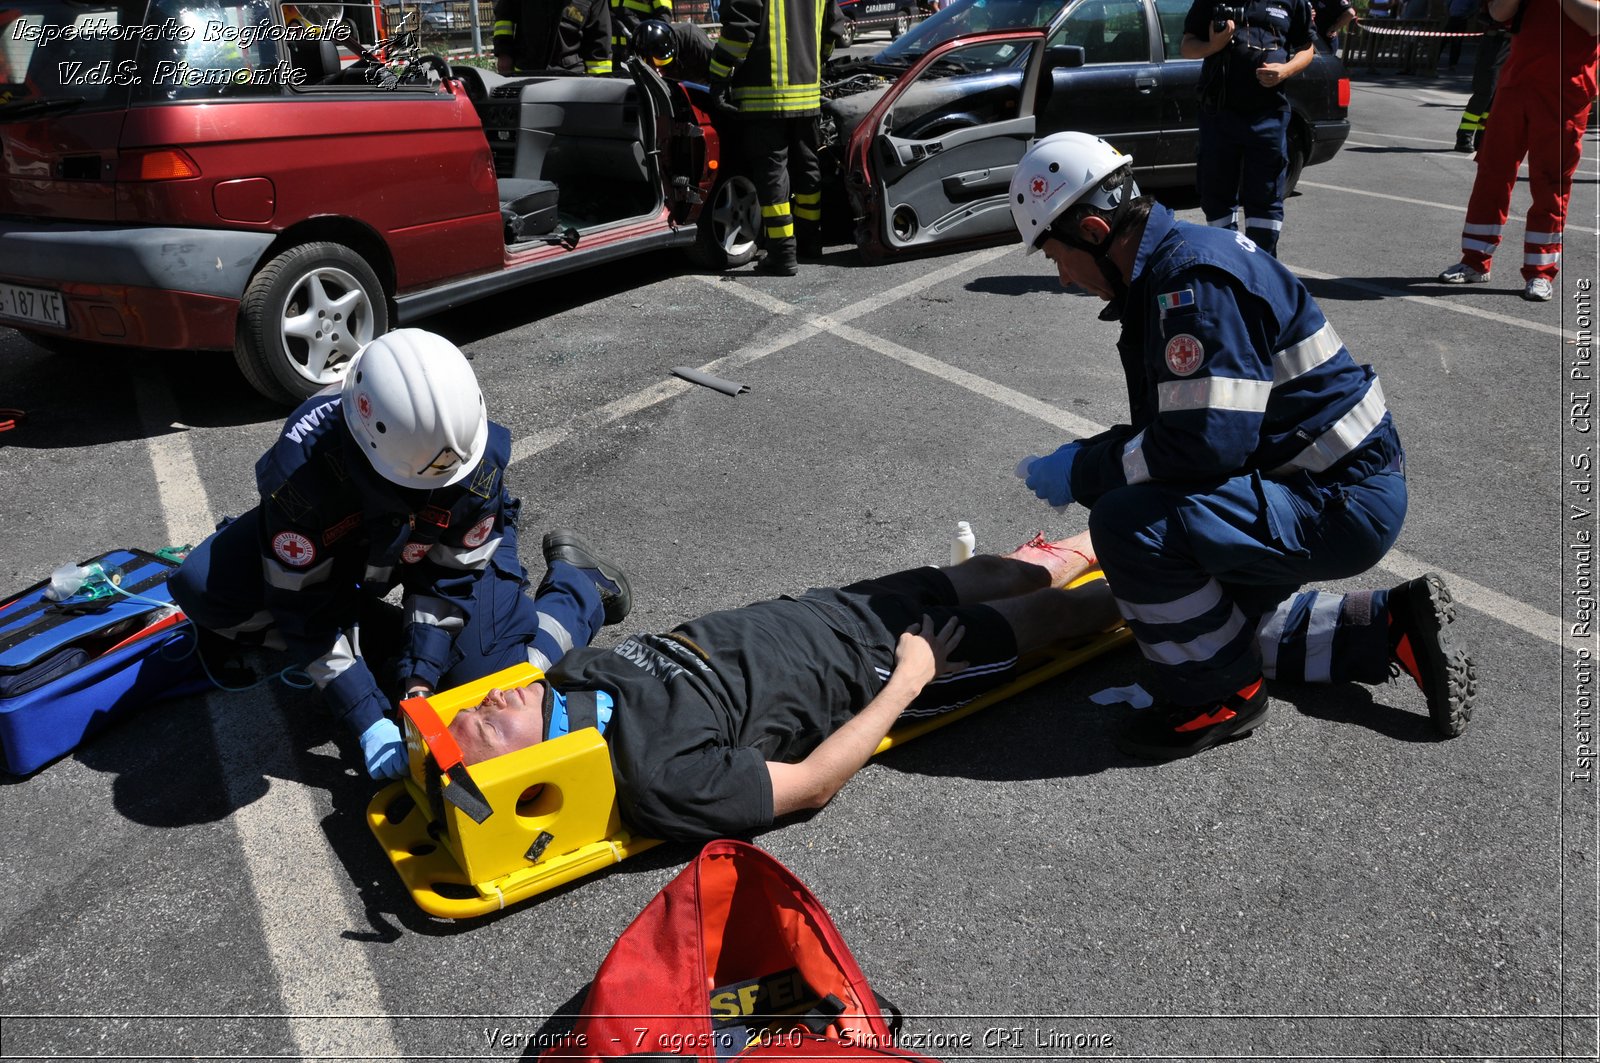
top-left (367, 663), bottom-right (659, 918)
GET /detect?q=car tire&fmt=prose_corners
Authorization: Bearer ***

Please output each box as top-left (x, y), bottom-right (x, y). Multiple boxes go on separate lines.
top-left (1285, 119), bottom-right (1310, 194)
top-left (686, 175), bottom-right (761, 270)
top-left (890, 8), bottom-right (910, 37)
top-left (838, 20), bottom-right (856, 46)
top-left (234, 241), bottom-right (388, 405)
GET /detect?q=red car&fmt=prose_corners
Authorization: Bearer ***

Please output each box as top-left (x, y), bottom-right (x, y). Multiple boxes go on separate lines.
top-left (0, 0), bottom-right (762, 402)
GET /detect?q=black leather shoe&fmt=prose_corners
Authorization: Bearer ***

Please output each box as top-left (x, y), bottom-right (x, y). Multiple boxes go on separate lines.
top-left (542, 529), bottom-right (633, 626)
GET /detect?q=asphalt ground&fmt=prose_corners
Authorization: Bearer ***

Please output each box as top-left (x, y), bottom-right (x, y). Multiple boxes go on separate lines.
top-left (1, 68), bottom-right (1596, 1062)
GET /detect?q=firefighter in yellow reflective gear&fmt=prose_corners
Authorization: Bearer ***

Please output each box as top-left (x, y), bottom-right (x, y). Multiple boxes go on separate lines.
top-left (493, 0), bottom-right (613, 74)
top-left (707, 0), bottom-right (847, 274)
top-left (610, 0), bottom-right (672, 65)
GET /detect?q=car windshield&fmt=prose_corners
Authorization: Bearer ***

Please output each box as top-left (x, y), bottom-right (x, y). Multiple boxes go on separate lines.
top-left (876, 0), bottom-right (1062, 59)
top-left (0, 0), bottom-right (343, 114)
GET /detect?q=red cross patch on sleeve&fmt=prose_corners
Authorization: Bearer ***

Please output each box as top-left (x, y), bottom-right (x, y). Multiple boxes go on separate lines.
top-left (272, 531), bottom-right (317, 568)
top-left (462, 515), bottom-right (496, 549)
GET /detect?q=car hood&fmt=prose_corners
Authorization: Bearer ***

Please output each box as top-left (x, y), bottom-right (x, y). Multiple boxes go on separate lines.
top-left (823, 58), bottom-right (1016, 141)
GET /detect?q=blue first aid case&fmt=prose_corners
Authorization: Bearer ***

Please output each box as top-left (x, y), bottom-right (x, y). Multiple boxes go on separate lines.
top-left (0, 549), bottom-right (209, 776)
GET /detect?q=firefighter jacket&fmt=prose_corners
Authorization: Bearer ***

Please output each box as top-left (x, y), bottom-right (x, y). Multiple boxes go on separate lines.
top-left (609, 0), bottom-right (673, 63)
top-left (254, 394), bottom-right (524, 736)
top-left (707, 0), bottom-right (847, 115)
top-left (1069, 203), bottom-right (1399, 507)
top-left (494, 0), bottom-right (614, 75)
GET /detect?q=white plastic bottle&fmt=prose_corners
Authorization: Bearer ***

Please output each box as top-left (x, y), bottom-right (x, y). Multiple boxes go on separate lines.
top-left (951, 521), bottom-right (976, 565)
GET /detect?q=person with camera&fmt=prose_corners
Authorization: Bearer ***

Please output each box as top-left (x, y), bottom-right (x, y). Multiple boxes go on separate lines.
top-left (1180, 0), bottom-right (1316, 257)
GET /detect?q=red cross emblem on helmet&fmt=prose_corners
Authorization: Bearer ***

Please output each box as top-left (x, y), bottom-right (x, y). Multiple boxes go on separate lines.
top-left (1030, 176), bottom-right (1048, 197)
top-left (357, 393), bottom-right (372, 419)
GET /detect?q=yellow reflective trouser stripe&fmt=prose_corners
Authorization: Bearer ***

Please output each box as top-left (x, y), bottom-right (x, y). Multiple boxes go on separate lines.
top-left (762, 202), bottom-right (793, 238)
top-left (587, 59), bottom-right (613, 73)
top-left (493, 19), bottom-right (514, 35)
top-left (793, 190), bottom-right (821, 221)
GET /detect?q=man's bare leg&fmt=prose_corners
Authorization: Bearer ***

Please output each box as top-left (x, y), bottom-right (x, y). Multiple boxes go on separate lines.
top-left (942, 530), bottom-right (1099, 604)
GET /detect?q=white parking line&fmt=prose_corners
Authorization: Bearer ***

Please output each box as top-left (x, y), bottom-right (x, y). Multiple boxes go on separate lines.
top-left (692, 254), bottom-right (1565, 647)
top-left (509, 248), bottom-right (1013, 467)
top-left (1298, 180), bottom-right (1600, 238)
top-left (134, 378), bottom-right (402, 1060)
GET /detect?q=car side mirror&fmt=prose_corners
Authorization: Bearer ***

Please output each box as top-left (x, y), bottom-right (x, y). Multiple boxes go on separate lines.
top-left (1044, 44), bottom-right (1086, 69)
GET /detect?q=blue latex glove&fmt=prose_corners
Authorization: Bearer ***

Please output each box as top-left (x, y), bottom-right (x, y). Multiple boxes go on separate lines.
top-left (1021, 442), bottom-right (1081, 508)
top-left (359, 717), bottom-right (406, 780)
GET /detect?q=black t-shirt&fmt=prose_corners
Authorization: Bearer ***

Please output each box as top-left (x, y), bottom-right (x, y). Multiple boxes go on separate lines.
top-left (546, 595), bottom-right (883, 842)
top-left (1184, 0), bottom-right (1314, 113)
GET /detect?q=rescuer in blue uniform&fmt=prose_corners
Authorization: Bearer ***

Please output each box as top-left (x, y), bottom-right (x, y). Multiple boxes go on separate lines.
top-left (1008, 133), bottom-right (1476, 759)
top-left (1181, 0), bottom-right (1315, 256)
top-left (169, 329), bottom-right (632, 780)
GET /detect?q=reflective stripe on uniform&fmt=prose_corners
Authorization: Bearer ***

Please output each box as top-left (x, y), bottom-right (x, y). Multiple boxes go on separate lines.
top-left (493, 18), bottom-right (514, 35)
top-left (1116, 578), bottom-right (1225, 626)
top-left (431, 535), bottom-right (501, 572)
top-left (1137, 606), bottom-right (1249, 667)
top-left (1157, 375), bottom-right (1272, 414)
top-left (1273, 322), bottom-right (1342, 385)
top-left (1462, 236), bottom-right (1498, 254)
top-left (264, 553), bottom-right (334, 591)
top-left (306, 632), bottom-right (358, 689)
top-left (586, 58), bottom-right (613, 73)
top-left (1463, 222), bottom-right (1502, 237)
top-left (405, 594), bottom-right (466, 634)
top-left (1524, 250), bottom-right (1561, 266)
top-left (1303, 590), bottom-right (1341, 683)
top-left (1255, 599), bottom-right (1292, 680)
top-left (793, 189), bottom-right (822, 221)
top-left (1271, 379), bottom-right (1387, 475)
top-left (1526, 230), bottom-right (1562, 244)
top-left (539, 612), bottom-right (576, 656)
top-left (1244, 217), bottom-right (1284, 232)
top-left (1121, 430), bottom-right (1152, 485)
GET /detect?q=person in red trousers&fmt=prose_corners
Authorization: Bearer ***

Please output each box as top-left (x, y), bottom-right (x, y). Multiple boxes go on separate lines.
top-left (1436, 0), bottom-right (1598, 302)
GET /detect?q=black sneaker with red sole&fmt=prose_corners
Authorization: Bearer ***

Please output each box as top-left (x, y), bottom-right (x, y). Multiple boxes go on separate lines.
top-left (1117, 678), bottom-right (1269, 761)
top-left (1388, 573), bottom-right (1475, 737)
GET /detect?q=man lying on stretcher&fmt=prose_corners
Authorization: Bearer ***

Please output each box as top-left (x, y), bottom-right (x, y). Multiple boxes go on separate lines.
top-left (446, 532), bottom-right (1116, 843)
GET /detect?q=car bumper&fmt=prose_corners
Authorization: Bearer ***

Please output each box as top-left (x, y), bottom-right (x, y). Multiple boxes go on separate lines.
top-left (1306, 117), bottom-right (1350, 166)
top-left (0, 220), bottom-right (274, 349)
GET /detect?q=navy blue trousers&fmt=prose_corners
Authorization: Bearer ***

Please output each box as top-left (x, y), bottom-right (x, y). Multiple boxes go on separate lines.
top-left (1089, 467), bottom-right (1407, 704)
top-left (1197, 104), bottom-right (1290, 256)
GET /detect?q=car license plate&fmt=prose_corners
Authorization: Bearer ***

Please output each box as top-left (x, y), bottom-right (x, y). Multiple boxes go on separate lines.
top-left (0, 282), bottom-right (67, 329)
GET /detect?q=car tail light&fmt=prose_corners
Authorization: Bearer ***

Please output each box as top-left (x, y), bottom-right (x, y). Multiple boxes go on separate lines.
top-left (118, 149), bottom-right (202, 181)
top-left (1337, 77), bottom-right (1350, 108)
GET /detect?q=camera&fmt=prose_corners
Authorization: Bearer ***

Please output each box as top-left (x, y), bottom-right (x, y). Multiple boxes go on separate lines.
top-left (1212, 4), bottom-right (1245, 32)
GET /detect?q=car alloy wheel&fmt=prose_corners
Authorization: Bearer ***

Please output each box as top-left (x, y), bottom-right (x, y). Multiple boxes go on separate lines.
top-left (688, 175), bottom-right (761, 269)
top-left (235, 241), bottom-right (389, 404)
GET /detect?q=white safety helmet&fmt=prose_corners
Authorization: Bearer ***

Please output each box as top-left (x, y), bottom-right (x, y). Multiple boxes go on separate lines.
top-left (1009, 131), bottom-right (1138, 254)
top-left (341, 329), bottom-right (488, 490)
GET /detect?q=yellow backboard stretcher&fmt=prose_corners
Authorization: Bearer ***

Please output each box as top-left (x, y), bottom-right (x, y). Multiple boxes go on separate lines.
top-left (366, 575), bottom-right (1131, 919)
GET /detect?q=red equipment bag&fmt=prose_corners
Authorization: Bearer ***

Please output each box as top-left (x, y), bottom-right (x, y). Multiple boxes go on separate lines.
top-left (551, 839), bottom-right (944, 1062)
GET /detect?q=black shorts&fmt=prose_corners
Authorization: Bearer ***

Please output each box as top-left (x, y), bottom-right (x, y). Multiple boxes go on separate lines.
top-left (799, 566), bottom-right (1022, 721)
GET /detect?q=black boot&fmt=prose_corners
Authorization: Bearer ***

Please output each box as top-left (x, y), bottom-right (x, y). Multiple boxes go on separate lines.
top-left (1453, 129), bottom-right (1475, 153)
top-left (542, 529), bottom-right (633, 626)
top-left (756, 239), bottom-right (799, 276)
top-left (796, 222), bottom-right (824, 261)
